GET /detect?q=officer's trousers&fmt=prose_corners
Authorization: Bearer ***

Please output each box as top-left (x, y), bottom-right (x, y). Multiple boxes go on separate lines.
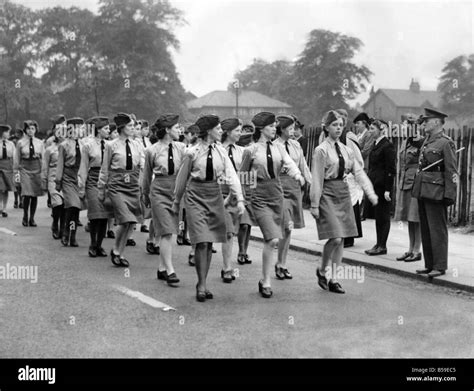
top-left (418, 199), bottom-right (448, 271)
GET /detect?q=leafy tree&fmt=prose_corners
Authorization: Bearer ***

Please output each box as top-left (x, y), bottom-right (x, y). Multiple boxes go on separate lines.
top-left (438, 54), bottom-right (474, 126)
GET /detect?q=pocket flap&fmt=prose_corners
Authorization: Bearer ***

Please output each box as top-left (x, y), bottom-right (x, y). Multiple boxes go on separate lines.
top-left (421, 171), bottom-right (444, 185)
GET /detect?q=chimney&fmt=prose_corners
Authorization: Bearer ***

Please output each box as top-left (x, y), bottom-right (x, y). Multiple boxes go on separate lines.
top-left (409, 78), bottom-right (420, 93)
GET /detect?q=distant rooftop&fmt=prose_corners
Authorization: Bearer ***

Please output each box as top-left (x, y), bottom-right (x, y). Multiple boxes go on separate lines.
top-left (187, 90), bottom-right (292, 109)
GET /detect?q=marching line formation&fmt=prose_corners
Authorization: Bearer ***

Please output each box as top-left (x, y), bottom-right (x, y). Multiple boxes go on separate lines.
top-left (0, 107), bottom-right (457, 302)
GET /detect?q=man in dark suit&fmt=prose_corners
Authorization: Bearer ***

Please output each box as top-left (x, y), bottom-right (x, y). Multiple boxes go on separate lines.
top-left (412, 108), bottom-right (457, 278)
top-left (354, 112), bottom-right (377, 220)
top-left (365, 119), bottom-right (396, 255)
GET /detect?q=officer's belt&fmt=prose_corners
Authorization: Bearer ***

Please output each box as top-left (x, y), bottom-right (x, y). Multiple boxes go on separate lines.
top-left (422, 166), bottom-right (444, 172)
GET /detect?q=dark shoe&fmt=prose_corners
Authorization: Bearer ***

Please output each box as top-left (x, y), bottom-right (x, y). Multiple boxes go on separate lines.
top-left (328, 280), bottom-right (345, 294)
top-left (243, 254), bottom-right (252, 264)
top-left (146, 240), bottom-right (155, 254)
top-left (61, 235), bottom-right (69, 247)
top-left (110, 250), bottom-right (121, 266)
top-left (404, 253), bottom-right (422, 262)
top-left (22, 217), bottom-right (28, 227)
top-left (1, 212), bottom-right (7, 217)
top-left (84, 222), bottom-right (90, 233)
top-left (52, 225), bottom-right (60, 239)
top-left (118, 257), bottom-right (129, 267)
top-left (140, 225), bottom-right (149, 233)
top-left (88, 246), bottom-right (97, 258)
top-left (396, 252), bottom-right (413, 261)
top-left (96, 247), bottom-right (107, 257)
top-left (126, 238), bottom-right (136, 246)
top-left (19, 201), bottom-right (23, 209)
top-left (205, 290), bottom-right (213, 299)
top-left (364, 245), bottom-right (378, 255)
top-left (176, 235), bottom-right (185, 245)
top-left (69, 233), bottom-right (78, 247)
top-left (182, 238), bottom-right (191, 246)
top-left (157, 270), bottom-right (168, 281)
top-left (316, 268), bottom-right (329, 290)
top-left (28, 219), bottom-right (37, 227)
top-left (188, 253), bottom-right (195, 266)
top-left (416, 268), bottom-right (432, 274)
top-left (275, 265), bottom-right (286, 280)
top-left (427, 270), bottom-right (446, 278)
top-left (258, 280), bottom-right (273, 298)
top-left (212, 246), bottom-right (216, 253)
top-left (221, 269), bottom-right (234, 283)
top-left (282, 268), bottom-right (293, 279)
top-left (366, 246), bottom-right (387, 256)
top-left (153, 245), bottom-right (160, 255)
top-left (237, 254), bottom-right (246, 265)
top-left (107, 230), bottom-right (115, 239)
top-left (13, 202), bottom-right (18, 209)
top-left (344, 242), bottom-right (354, 248)
top-left (166, 272), bottom-right (180, 286)
top-left (196, 284), bottom-right (206, 302)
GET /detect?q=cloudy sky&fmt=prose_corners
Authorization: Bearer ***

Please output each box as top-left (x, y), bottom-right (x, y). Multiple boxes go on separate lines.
top-left (14, 0), bottom-right (474, 105)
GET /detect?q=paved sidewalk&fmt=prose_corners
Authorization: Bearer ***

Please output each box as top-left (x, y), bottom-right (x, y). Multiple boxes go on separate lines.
top-left (250, 209), bottom-right (474, 293)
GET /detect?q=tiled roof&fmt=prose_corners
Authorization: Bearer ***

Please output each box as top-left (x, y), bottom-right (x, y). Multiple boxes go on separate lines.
top-left (363, 89), bottom-right (441, 109)
top-left (187, 90), bottom-right (292, 109)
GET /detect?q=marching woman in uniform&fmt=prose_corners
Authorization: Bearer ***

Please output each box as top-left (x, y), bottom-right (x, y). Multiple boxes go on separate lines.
top-left (143, 114), bottom-right (186, 286)
top-left (78, 116), bottom-right (114, 258)
top-left (106, 123), bottom-right (118, 239)
top-left (236, 123), bottom-right (255, 266)
top-left (0, 125), bottom-right (15, 217)
top-left (14, 120), bottom-right (44, 227)
top-left (173, 115), bottom-right (245, 302)
top-left (9, 129), bottom-right (24, 209)
top-left (41, 122), bottom-right (66, 239)
top-left (98, 113), bottom-right (143, 267)
top-left (310, 110), bottom-right (378, 294)
top-left (219, 117), bottom-right (246, 283)
top-left (240, 112), bottom-right (304, 298)
top-left (138, 119), bottom-right (152, 234)
top-left (55, 118), bottom-right (85, 246)
top-left (274, 115), bottom-right (312, 280)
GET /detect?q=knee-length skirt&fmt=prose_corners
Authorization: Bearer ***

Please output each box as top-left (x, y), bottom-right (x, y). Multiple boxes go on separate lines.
top-left (185, 179), bottom-right (226, 244)
top-left (280, 174), bottom-right (305, 230)
top-left (86, 167), bottom-right (113, 220)
top-left (20, 159), bottom-right (43, 197)
top-left (139, 169), bottom-right (152, 220)
top-left (249, 178), bottom-right (284, 241)
top-left (150, 175), bottom-right (178, 237)
top-left (62, 166), bottom-right (82, 209)
top-left (107, 168), bottom-right (143, 225)
top-left (0, 159), bottom-right (14, 192)
top-left (316, 179), bottom-right (357, 240)
top-left (394, 188), bottom-right (419, 222)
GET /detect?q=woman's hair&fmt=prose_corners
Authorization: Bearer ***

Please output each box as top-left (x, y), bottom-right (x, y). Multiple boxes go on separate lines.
top-left (371, 119), bottom-right (384, 131)
top-left (252, 127), bottom-right (263, 142)
top-left (321, 110), bottom-right (340, 137)
top-left (155, 126), bottom-right (168, 140)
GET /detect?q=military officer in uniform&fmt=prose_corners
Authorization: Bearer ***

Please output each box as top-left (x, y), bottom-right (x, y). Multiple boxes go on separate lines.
top-left (412, 108), bottom-right (457, 278)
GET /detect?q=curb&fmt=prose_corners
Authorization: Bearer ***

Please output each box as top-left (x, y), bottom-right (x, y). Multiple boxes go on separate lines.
top-left (250, 235), bottom-right (474, 294)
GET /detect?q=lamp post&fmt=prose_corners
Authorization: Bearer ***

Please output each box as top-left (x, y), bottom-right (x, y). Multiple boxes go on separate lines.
top-left (233, 79), bottom-right (240, 117)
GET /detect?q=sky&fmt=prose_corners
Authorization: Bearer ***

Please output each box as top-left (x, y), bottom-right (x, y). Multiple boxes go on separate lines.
top-left (12, 0), bottom-right (474, 106)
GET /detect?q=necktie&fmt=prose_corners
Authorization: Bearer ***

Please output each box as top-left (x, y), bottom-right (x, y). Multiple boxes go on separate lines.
top-left (267, 141), bottom-right (275, 179)
top-left (101, 140), bottom-right (105, 164)
top-left (2, 141), bottom-right (6, 159)
top-left (142, 137), bottom-right (146, 148)
top-left (228, 144), bottom-right (237, 171)
top-left (125, 139), bottom-right (132, 170)
top-left (74, 140), bottom-right (81, 168)
top-left (335, 142), bottom-right (345, 179)
top-left (168, 143), bottom-right (174, 175)
top-left (29, 137), bottom-right (35, 158)
top-left (285, 141), bottom-right (290, 154)
top-left (205, 145), bottom-right (213, 181)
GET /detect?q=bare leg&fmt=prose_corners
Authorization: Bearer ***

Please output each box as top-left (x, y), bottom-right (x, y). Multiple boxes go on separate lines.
top-left (276, 229), bottom-right (291, 268)
top-left (195, 242), bottom-right (208, 291)
top-left (320, 238), bottom-right (341, 274)
top-left (411, 222), bottom-right (422, 254)
top-left (160, 234), bottom-right (174, 274)
top-left (262, 239), bottom-right (278, 287)
top-left (222, 234), bottom-right (234, 272)
top-left (114, 224), bottom-right (128, 255)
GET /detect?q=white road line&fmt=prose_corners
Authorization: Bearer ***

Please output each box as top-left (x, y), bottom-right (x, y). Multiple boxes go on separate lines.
top-left (113, 285), bottom-right (176, 311)
top-left (0, 227), bottom-right (17, 236)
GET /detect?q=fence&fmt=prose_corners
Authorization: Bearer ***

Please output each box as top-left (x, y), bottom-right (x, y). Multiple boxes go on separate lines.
top-left (300, 126), bottom-right (474, 226)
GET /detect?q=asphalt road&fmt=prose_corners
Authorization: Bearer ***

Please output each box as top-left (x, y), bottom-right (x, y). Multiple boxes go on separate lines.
top-left (0, 200), bottom-right (473, 358)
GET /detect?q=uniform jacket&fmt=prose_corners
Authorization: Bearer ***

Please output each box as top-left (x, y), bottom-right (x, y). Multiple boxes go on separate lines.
top-left (398, 138), bottom-right (424, 191)
top-left (412, 131), bottom-right (457, 204)
top-left (368, 137), bottom-right (396, 193)
top-left (359, 128), bottom-right (377, 169)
